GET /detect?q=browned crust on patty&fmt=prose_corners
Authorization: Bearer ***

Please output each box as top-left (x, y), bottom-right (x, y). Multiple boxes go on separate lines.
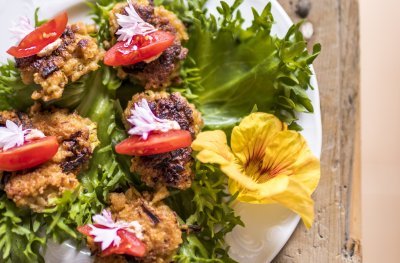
top-left (109, 2), bottom-right (188, 90)
top-left (124, 91), bottom-right (202, 137)
top-left (1, 108), bottom-right (98, 211)
top-left (92, 188), bottom-right (182, 263)
top-left (124, 91), bottom-right (202, 190)
top-left (15, 23), bottom-right (104, 102)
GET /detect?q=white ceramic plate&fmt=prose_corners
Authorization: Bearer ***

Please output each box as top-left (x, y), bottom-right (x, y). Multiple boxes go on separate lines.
top-left (0, 1), bottom-right (321, 262)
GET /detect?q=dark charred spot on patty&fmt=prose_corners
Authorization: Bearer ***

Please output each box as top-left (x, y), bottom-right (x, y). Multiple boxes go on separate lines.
top-left (134, 147), bottom-right (194, 189)
top-left (77, 39), bottom-right (89, 49)
top-left (124, 256), bottom-right (141, 263)
top-left (134, 3), bottom-right (154, 21)
top-left (141, 203), bottom-right (161, 225)
top-left (15, 26), bottom-right (76, 79)
top-left (41, 62), bottom-right (59, 79)
top-left (60, 131), bottom-right (92, 173)
top-left (125, 92), bottom-right (202, 190)
top-left (149, 93), bottom-right (195, 136)
top-left (0, 172), bottom-right (12, 189)
top-left (121, 44), bottom-right (188, 90)
top-left (0, 111), bottom-right (33, 129)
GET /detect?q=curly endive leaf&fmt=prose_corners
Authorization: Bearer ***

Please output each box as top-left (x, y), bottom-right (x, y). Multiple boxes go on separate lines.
top-left (166, 162), bottom-right (242, 263)
top-left (0, 61), bottom-right (37, 111)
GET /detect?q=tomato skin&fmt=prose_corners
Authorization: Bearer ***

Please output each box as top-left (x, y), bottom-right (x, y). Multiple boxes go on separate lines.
top-left (101, 229), bottom-right (146, 258)
top-left (0, 136), bottom-right (59, 171)
top-left (77, 225), bottom-right (93, 236)
top-left (78, 225), bottom-right (146, 258)
top-left (115, 130), bottom-right (192, 156)
top-left (104, 31), bottom-right (175, 66)
top-left (7, 12), bottom-right (68, 58)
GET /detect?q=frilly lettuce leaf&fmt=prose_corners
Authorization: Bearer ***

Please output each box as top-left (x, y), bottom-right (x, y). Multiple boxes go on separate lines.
top-left (0, 61), bottom-right (37, 111)
top-left (164, 0), bottom-right (321, 130)
top-left (166, 162), bottom-right (242, 263)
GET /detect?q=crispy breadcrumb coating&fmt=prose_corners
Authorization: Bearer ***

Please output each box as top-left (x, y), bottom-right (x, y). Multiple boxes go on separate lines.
top-left (91, 188), bottom-right (182, 263)
top-left (1, 108), bottom-right (98, 211)
top-left (15, 23), bottom-right (104, 102)
top-left (124, 91), bottom-right (203, 190)
top-left (109, 1), bottom-right (188, 90)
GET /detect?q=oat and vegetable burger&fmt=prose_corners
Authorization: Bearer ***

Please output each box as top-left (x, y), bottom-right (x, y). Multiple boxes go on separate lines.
top-left (0, 106), bottom-right (98, 211)
top-left (78, 188), bottom-right (182, 263)
top-left (115, 91), bottom-right (202, 190)
top-left (7, 13), bottom-right (104, 101)
top-left (105, 0), bottom-right (188, 90)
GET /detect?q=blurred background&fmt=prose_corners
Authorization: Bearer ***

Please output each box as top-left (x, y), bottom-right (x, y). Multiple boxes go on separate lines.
top-left (361, 0), bottom-right (400, 262)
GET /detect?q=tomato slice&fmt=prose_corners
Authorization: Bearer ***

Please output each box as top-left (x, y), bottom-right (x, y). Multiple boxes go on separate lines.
top-left (0, 136), bottom-right (59, 171)
top-left (78, 225), bottom-right (146, 258)
top-left (77, 225), bottom-right (93, 236)
top-left (104, 31), bottom-right (175, 66)
top-left (7, 12), bottom-right (68, 58)
top-left (101, 229), bottom-right (146, 258)
top-left (115, 130), bottom-right (192, 156)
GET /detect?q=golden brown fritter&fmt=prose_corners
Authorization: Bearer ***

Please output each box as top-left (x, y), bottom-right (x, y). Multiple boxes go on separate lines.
top-left (124, 91), bottom-right (203, 190)
top-left (109, 1), bottom-right (188, 90)
top-left (1, 108), bottom-right (98, 211)
top-left (15, 23), bottom-right (104, 102)
top-left (91, 188), bottom-right (182, 263)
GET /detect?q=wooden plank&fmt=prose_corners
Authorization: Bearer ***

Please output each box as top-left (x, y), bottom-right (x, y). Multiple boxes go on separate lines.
top-left (272, 0), bottom-right (362, 262)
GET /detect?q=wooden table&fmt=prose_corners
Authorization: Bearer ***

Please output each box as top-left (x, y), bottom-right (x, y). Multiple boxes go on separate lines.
top-left (273, 1), bottom-right (361, 262)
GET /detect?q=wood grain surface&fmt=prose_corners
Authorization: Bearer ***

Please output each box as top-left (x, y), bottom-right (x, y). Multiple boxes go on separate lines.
top-left (273, 0), bottom-right (362, 262)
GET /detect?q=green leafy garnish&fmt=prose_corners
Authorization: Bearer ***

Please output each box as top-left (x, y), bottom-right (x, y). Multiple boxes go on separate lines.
top-left (0, 61), bottom-right (37, 111)
top-left (163, 0), bottom-right (321, 130)
top-left (166, 162), bottom-right (242, 262)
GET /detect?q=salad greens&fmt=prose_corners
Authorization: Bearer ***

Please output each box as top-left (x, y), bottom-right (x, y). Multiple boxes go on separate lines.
top-left (161, 0), bottom-right (320, 130)
top-left (166, 162), bottom-right (242, 263)
top-left (0, 0), bottom-right (320, 262)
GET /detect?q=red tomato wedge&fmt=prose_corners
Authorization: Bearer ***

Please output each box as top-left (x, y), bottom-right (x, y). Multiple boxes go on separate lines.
top-left (102, 229), bottom-right (146, 257)
top-left (77, 225), bottom-right (146, 258)
top-left (77, 225), bottom-right (93, 236)
top-left (104, 31), bottom-right (175, 66)
top-left (115, 130), bottom-right (192, 156)
top-left (7, 12), bottom-right (68, 58)
top-left (0, 136), bottom-right (59, 171)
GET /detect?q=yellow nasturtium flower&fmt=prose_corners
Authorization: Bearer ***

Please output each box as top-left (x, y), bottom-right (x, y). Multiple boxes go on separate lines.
top-left (192, 113), bottom-right (320, 228)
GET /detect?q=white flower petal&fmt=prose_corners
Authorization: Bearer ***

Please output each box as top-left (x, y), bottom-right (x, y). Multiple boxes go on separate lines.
top-left (127, 99), bottom-right (181, 139)
top-left (6, 120), bottom-right (20, 132)
top-left (0, 121), bottom-right (46, 151)
top-left (116, 0), bottom-right (157, 45)
top-left (9, 16), bottom-right (35, 42)
top-left (86, 209), bottom-right (144, 251)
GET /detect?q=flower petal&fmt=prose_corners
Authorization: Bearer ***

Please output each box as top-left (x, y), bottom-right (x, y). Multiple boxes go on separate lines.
top-left (271, 177), bottom-right (316, 228)
top-left (192, 130), bottom-right (235, 166)
top-left (228, 169), bottom-right (290, 197)
top-left (192, 113), bottom-right (320, 229)
top-left (262, 131), bottom-right (320, 195)
top-left (231, 113), bottom-right (286, 165)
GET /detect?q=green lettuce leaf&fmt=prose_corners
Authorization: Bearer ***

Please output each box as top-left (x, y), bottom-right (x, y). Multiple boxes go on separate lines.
top-left (0, 61), bottom-right (37, 111)
top-left (166, 162), bottom-right (242, 263)
top-left (163, 0), bottom-right (321, 130)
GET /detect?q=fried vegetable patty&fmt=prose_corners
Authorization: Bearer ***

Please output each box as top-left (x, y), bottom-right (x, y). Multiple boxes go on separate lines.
top-left (92, 188), bottom-right (182, 263)
top-left (15, 23), bottom-right (104, 102)
top-left (1, 107), bottom-right (98, 211)
top-left (124, 91), bottom-right (202, 190)
top-left (109, 0), bottom-right (188, 90)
